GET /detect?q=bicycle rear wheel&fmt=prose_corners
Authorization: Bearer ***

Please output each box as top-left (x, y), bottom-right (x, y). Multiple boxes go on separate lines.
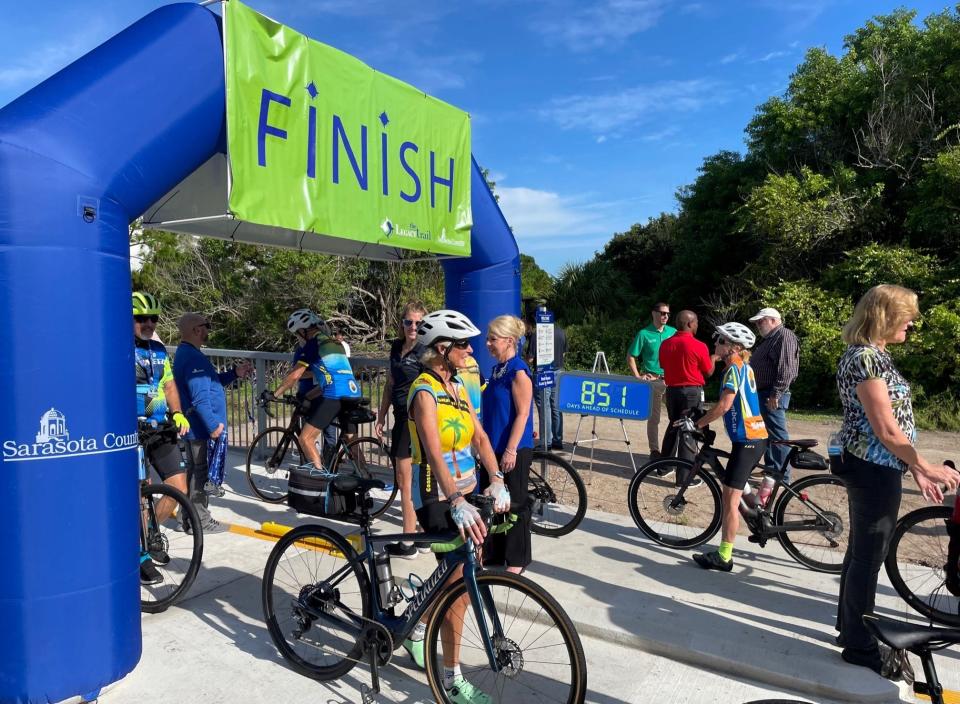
top-left (140, 483), bottom-right (203, 614)
top-left (262, 525), bottom-right (370, 679)
top-left (627, 459), bottom-right (722, 548)
top-left (885, 505), bottom-right (960, 626)
top-left (774, 474), bottom-right (848, 573)
top-left (331, 436), bottom-right (397, 519)
top-left (424, 570), bottom-right (587, 704)
top-left (246, 427), bottom-right (302, 502)
top-left (529, 451), bottom-right (587, 537)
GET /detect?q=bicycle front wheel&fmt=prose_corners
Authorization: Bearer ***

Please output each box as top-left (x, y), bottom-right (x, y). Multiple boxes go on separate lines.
top-left (529, 451), bottom-right (587, 537)
top-left (331, 436), bottom-right (397, 519)
top-left (140, 483), bottom-right (203, 614)
top-left (774, 474), bottom-right (849, 573)
top-left (262, 525), bottom-right (370, 680)
top-left (627, 458), bottom-right (722, 548)
top-left (246, 427), bottom-right (302, 502)
top-left (424, 570), bottom-right (587, 704)
top-left (885, 505), bottom-right (960, 626)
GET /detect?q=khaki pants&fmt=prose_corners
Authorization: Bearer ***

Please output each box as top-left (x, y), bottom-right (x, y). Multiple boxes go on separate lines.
top-left (646, 379), bottom-right (666, 454)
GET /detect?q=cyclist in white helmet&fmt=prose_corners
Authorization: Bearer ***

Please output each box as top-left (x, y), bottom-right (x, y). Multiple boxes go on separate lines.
top-left (691, 321), bottom-right (769, 572)
top-left (402, 309), bottom-right (510, 704)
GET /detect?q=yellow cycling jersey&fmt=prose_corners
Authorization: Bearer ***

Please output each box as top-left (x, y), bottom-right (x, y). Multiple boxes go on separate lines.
top-left (407, 370), bottom-right (477, 505)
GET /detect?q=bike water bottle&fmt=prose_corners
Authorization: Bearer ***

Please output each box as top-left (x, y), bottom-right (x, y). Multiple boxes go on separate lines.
top-left (742, 482), bottom-right (760, 509)
top-left (374, 550), bottom-right (395, 607)
top-left (827, 432), bottom-right (842, 470)
top-left (757, 476), bottom-right (776, 507)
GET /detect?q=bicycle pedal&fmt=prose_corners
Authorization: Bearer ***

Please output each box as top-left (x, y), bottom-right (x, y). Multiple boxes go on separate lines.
top-left (747, 534), bottom-right (768, 546)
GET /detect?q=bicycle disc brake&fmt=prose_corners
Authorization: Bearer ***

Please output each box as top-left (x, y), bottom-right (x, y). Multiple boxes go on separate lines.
top-left (821, 510), bottom-right (844, 545)
top-left (493, 635), bottom-right (524, 677)
top-left (663, 494), bottom-right (687, 516)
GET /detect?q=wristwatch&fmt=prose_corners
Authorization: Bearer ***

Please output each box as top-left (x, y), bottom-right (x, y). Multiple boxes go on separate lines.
top-left (447, 490), bottom-right (465, 503)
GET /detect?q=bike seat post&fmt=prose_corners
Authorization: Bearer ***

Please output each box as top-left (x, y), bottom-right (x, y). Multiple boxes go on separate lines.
top-left (918, 649), bottom-right (944, 704)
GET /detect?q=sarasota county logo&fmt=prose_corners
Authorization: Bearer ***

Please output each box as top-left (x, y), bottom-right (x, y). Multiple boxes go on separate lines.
top-left (2, 407), bottom-right (137, 463)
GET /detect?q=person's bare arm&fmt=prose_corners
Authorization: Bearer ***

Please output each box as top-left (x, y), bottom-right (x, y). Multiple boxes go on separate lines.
top-left (500, 370), bottom-right (533, 472)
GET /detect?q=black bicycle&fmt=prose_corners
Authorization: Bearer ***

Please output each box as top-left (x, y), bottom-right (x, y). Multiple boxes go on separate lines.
top-left (865, 614), bottom-right (960, 704)
top-left (138, 419), bottom-right (203, 614)
top-left (245, 395), bottom-right (396, 516)
top-left (261, 480), bottom-right (587, 703)
top-left (528, 450), bottom-right (588, 537)
top-left (627, 416), bottom-right (849, 573)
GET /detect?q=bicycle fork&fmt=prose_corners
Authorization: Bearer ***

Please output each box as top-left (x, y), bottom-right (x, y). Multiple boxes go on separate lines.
top-left (464, 563), bottom-right (507, 674)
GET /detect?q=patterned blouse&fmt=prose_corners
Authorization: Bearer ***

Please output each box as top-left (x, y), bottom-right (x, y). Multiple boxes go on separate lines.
top-left (836, 344), bottom-right (916, 472)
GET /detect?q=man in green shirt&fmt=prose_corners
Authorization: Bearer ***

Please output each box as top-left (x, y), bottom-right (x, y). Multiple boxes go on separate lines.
top-left (628, 302), bottom-right (676, 459)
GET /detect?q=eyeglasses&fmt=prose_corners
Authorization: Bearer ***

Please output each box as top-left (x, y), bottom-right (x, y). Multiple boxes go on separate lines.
top-left (134, 315), bottom-right (159, 324)
top-left (656, 311), bottom-right (670, 316)
top-left (402, 319), bottom-right (422, 328)
top-left (450, 340), bottom-right (471, 350)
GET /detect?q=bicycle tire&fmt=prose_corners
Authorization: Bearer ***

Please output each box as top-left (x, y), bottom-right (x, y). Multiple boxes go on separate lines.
top-left (140, 483), bottom-right (203, 614)
top-left (529, 451), bottom-right (587, 537)
top-left (262, 524), bottom-right (371, 680)
top-left (773, 474), bottom-right (849, 573)
top-left (330, 436), bottom-right (397, 519)
top-left (885, 505), bottom-right (960, 627)
top-left (246, 426), bottom-right (303, 503)
top-left (627, 458), bottom-right (722, 549)
top-left (423, 570), bottom-right (587, 704)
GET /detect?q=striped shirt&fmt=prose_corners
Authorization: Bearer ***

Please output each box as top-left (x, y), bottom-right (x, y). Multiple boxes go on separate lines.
top-left (750, 324), bottom-right (800, 397)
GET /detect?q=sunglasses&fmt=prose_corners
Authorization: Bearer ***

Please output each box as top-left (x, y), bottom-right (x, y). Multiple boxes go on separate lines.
top-left (402, 318), bottom-right (422, 328)
top-left (447, 340), bottom-right (471, 350)
top-left (655, 311), bottom-right (670, 316)
top-left (134, 315), bottom-right (159, 324)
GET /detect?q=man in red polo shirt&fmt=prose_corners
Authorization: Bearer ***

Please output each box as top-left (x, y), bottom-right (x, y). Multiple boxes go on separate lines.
top-left (659, 310), bottom-right (718, 469)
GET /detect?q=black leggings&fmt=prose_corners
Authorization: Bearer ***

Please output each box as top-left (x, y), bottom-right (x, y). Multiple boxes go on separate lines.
top-left (833, 452), bottom-right (903, 652)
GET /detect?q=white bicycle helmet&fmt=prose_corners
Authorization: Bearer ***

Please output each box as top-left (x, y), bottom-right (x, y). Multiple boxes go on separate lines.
top-left (417, 309), bottom-right (481, 346)
top-left (287, 308), bottom-right (322, 335)
top-left (714, 322), bottom-right (756, 349)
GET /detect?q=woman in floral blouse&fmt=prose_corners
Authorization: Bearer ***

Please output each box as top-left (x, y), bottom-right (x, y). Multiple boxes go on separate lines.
top-left (834, 284), bottom-right (958, 675)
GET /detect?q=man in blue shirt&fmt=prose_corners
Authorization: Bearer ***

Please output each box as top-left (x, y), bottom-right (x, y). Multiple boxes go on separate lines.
top-left (173, 312), bottom-right (251, 532)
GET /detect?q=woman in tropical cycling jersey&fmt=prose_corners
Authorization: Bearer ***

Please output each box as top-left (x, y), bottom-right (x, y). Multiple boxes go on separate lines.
top-left (691, 322), bottom-right (768, 572)
top-left (403, 309), bottom-right (510, 704)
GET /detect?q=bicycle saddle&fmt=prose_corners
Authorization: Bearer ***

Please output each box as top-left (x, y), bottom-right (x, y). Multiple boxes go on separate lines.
top-left (330, 474), bottom-right (386, 494)
top-left (863, 614), bottom-right (960, 651)
top-left (770, 438), bottom-right (818, 448)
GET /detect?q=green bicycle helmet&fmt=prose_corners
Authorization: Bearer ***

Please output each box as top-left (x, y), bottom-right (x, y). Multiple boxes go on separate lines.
top-left (132, 291), bottom-right (161, 315)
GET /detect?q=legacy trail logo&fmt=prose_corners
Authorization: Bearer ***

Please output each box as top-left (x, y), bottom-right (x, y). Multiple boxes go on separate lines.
top-left (3, 408), bottom-right (137, 463)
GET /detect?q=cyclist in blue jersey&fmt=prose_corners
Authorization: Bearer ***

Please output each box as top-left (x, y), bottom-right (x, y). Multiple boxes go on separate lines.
top-left (691, 322), bottom-right (768, 572)
top-left (133, 292), bottom-right (190, 584)
top-left (265, 309), bottom-right (362, 468)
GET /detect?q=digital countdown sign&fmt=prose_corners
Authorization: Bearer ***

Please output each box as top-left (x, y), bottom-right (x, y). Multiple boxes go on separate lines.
top-left (555, 371), bottom-right (653, 420)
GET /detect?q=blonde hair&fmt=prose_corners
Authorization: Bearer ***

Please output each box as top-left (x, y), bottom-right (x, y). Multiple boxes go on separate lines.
top-left (488, 315), bottom-right (525, 341)
top-left (401, 300), bottom-right (427, 318)
top-left (842, 284), bottom-right (919, 346)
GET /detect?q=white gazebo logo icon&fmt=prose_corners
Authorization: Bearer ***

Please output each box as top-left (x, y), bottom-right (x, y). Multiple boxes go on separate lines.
top-left (36, 408), bottom-right (69, 444)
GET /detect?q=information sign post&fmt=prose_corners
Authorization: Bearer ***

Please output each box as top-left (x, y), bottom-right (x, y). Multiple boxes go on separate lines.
top-left (534, 306), bottom-right (555, 448)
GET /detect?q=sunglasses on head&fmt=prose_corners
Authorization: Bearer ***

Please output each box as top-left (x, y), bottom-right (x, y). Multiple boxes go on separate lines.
top-left (135, 314), bottom-right (159, 324)
top-left (402, 318), bottom-right (422, 328)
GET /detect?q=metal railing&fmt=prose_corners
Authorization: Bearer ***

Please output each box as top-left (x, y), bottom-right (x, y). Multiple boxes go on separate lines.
top-left (165, 346), bottom-right (390, 451)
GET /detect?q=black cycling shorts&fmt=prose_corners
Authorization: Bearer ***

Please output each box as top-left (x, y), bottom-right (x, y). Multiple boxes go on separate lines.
top-left (390, 411), bottom-right (412, 460)
top-left (415, 500), bottom-right (458, 563)
top-left (145, 437), bottom-right (184, 481)
top-left (722, 440), bottom-right (769, 490)
top-left (304, 397), bottom-right (359, 434)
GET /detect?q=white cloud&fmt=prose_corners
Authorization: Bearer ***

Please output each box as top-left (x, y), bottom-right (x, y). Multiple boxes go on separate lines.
top-left (639, 126), bottom-right (681, 142)
top-left (540, 79), bottom-right (726, 136)
top-left (754, 50), bottom-right (790, 63)
top-left (596, 135), bottom-right (608, 144)
top-left (535, 0), bottom-right (668, 51)
top-left (720, 51), bottom-right (743, 65)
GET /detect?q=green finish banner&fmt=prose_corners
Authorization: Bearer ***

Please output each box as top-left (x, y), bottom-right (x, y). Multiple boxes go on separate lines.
top-left (225, 1), bottom-right (472, 255)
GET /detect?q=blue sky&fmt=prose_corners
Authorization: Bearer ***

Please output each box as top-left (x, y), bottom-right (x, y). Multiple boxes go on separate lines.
top-left (1, 0), bottom-right (953, 274)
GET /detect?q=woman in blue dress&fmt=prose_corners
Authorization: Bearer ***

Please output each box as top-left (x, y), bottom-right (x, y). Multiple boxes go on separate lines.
top-left (481, 315), bottom-right (535, 572)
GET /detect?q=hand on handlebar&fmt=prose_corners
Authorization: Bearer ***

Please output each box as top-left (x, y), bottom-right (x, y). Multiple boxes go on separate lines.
top-left (171, 411), bottom-right (190, 436)
top-left (259, 390), bottom-right (278, 405)
top-left (451, 498), bottom-right (487, 544)
top-left (484, 480), bottom-right (511, 513)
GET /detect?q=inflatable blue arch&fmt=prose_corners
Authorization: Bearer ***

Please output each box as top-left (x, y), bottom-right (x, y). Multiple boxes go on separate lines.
top-left (0, 4), bottom-right (518, 701)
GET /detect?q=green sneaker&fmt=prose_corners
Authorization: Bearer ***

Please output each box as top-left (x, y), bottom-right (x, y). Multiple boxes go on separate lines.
top-left (402, 637), bottom-right (425, 669)
top-left (445, 676), bottom-right (492, 704)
